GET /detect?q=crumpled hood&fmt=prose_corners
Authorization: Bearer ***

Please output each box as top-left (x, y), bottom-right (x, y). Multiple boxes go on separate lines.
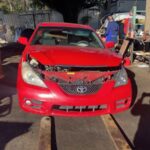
top-left (27, 45), bottom-right (122, 67)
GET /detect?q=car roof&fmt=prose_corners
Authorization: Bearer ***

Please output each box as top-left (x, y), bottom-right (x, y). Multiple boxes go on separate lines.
top-left (37, 22), bottom-right (94, 31)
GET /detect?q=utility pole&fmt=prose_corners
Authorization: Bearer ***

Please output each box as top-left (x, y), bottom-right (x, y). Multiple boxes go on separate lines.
top-left (145, 0), bottom-right (150, 32)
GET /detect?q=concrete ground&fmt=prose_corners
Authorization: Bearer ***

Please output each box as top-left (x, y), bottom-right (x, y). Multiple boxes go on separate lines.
top-left (114, 61), bottom-right (150, 150)
top-left (0, 43), bottom-right (150, 150)
top-left (0, 43), bottom-right (116, 150)
top-left (0, 43), bottom-right (42, 150)
top-left (54, 116), bottom-right (116, 150)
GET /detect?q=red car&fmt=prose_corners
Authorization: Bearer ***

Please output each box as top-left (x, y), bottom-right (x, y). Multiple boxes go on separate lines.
top-left (17, 22), bottom-right (132, 117)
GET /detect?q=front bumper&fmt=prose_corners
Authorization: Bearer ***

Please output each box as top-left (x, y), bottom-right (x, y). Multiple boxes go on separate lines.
top-left (17, 76), bottom-right (132, 117)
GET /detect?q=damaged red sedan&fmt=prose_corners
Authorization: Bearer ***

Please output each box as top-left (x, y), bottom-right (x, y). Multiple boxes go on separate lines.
top-left (17, 22), bottom-right (132, 117)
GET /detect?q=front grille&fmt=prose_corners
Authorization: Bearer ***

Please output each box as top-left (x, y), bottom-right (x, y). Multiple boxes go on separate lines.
top-left (53, 104), bottom-right (107, 112)
top-left (59, 84), bottom-right (102, 95)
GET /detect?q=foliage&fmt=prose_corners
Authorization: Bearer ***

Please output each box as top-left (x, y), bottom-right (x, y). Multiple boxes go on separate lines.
top-left (0, 1), bottom-right (10, 13)
top-left (30, 0), bottom-right (45, 9)
top-left (0, 0), bottom-right (109, 13)
top-left (0, 0), bottom-right (46, 13)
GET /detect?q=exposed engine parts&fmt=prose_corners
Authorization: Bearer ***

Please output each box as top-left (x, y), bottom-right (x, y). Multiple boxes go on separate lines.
top-left (27, 56), bottom-right (120, 90)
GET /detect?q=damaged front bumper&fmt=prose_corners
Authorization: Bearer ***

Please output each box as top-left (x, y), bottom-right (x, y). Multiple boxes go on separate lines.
top-left (17, 65), bottom-right (132, 116)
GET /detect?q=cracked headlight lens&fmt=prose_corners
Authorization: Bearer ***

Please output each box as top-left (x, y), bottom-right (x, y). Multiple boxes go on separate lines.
top-left (22, 62), bottom-right (47, 88)
top-left (114, 67), bottom-right (128, 87)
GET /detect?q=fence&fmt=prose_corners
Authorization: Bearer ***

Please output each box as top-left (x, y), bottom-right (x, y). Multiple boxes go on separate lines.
top-left (0, 10), bottom-right (64, 42)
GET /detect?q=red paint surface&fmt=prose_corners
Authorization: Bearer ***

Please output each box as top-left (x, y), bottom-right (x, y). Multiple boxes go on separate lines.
top-left (28, 45), bottom-right (122, 67)
top-left (18, 37), bottom-right (28, 45)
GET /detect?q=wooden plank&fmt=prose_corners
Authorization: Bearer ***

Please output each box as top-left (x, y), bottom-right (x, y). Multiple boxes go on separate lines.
top-left (133, 51), bottom-right (150, 56)
top-left (38, 117), bottom-right (51, 150)
top-left (145, 0), bottom-right (150, 32)
top-left (119, 40), bottom-right (129, 56)
top-left (101, 115), bottom-right (132, 150)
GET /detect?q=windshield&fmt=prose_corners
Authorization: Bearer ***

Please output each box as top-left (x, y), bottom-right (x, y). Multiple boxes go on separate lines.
top-left (31, 27), bottom-right (104, 48)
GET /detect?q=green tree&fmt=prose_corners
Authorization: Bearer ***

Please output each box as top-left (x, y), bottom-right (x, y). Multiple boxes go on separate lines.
top-left (0, 0), bottom-right (45, 12)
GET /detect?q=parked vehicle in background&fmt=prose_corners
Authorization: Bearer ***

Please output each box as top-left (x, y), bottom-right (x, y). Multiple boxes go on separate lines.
top-left (17, 22), bottom-right (132, 117)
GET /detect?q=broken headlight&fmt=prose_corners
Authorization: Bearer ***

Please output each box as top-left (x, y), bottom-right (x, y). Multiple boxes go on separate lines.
top-left (30, 58), bottom-right (39, 67)
top-left (21, 62), bottom-right (47, 88)
top-left (114, 67), bottom-right (128, 87)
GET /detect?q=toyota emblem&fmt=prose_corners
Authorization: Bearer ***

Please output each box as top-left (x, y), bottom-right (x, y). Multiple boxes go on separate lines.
top-left (76, 86), bottom-right (87, 94)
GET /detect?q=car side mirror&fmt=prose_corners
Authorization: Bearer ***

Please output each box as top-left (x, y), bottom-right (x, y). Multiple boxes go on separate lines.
top-left (17, 28), bottom-right (34, 45)
top-left (105, 41), bottom-right (115, 48)
top-left (18, 37), bottom-right (28, 45)
top-left (123, 57), bottom-right (131, 66)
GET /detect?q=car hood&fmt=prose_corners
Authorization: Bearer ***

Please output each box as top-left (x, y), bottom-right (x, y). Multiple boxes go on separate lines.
top-left (27, 45), bottom-right (122, 67)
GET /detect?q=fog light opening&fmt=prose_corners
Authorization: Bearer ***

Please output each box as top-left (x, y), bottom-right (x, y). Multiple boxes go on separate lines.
top-left (116, 99), bottom-right (128, 109)
top-left (25, 100), bottom-right (32, 106)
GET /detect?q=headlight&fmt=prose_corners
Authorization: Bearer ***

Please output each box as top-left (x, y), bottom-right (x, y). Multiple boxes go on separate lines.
top-left (22, 62), bottom-right (47, 88)
top-left (114, 67), bottom-right (128, 87)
